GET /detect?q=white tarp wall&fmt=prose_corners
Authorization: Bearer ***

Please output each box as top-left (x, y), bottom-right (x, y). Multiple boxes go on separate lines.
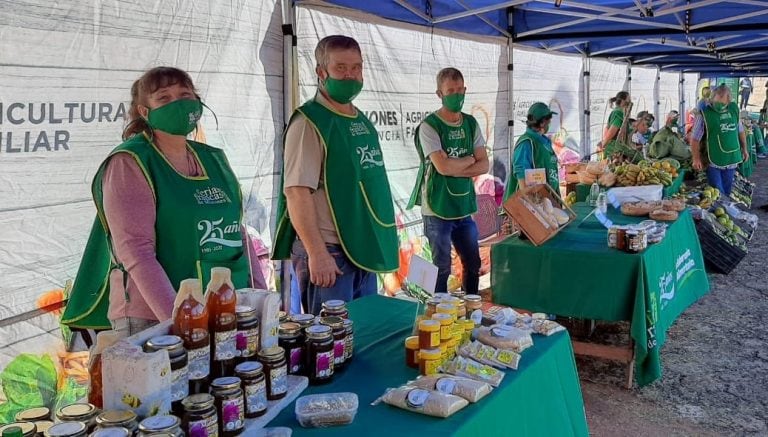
top-left (659, 71), bottom-right (681, 120)
top-left (631, 66), bottom-right (657, 117)
top-left (0, 0), bottom-right (283, 368)
top-left (589, 58), bottom-right (629, 153)
top-left (295, 4), bottom-right (509, 229)
top-left (683, 73), bottom-right (700, 114)
top-left (511, 48), bottom-right (583, 159)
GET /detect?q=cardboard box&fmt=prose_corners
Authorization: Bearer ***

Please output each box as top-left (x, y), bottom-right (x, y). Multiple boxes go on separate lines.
top-left (502, 184), bottom-right (576, 246)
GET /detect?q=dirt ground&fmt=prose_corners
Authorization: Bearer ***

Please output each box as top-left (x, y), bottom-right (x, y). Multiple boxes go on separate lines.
top-left (578, 159), bottom-right (768, 435)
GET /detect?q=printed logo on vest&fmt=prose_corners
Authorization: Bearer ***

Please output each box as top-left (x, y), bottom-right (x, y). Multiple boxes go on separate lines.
top-left (446, 146), bottom-right (462, 158)
top-left (349, 121), bottom-right (371, 137)
top-left (198, 218), bottom-right (243, 251)
top-left (448, 129), bottom-right (466, 141)
top-left (719, 122), bottom-right (737, 132)
top-left (194, 186), bottom-right (231, 204)
top-left (356, 145), bottom-right (384, 169)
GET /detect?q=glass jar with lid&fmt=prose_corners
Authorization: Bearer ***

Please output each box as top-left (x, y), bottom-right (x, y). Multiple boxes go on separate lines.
top-left (90, 428), bottom-right (131, 437)
top-left (257, 347), bottom-right (288, 400)
top-left (319, 316), bottom-right (346, 371)
top-left (278, 321), bottom-right (305, 375)
top-left (0, 422), bottom-right (36, 437)
top-left (304, 325), bottom-right (334, 385)
top-left (235, 305), bottom-right (260, 366)
top-left (144, 335), bottom-right (189, 414)
top-left (15, 406), bottom-right (50, 422)
top-left (289, 313), bottom-right (315, 329)
top-left (343, 319), bottom-right (354, 363)
top-left (137, 415), bottom-right (183, 437)
top-left (235, 361), bottom-right (268, 418)
top-left (56, 403), bottom-right (99, 433)
top-left (210, 377), bottom-right (245, 436)
top-left (319, 300), bottom-right (348, 319)
top-left (95, 410), bottom-right (138, 433)
top-left (42, 421), bottom-right (87, 437)
top-left (181, 393), bottom-right (218, 437)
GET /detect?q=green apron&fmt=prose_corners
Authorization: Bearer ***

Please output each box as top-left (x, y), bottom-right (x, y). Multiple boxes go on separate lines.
top-left (740, 128), bottom-right (755, 177)
top-left (407, 113), bottom-right (478, 219)
top-left (271, 99), bottom-right (398, 273)
top-left (702, 102), bottom-right (742, 167)
top-left (62, 134), bottom-right (250, 329)
top-left (504, 128), bottom-right (560, 200)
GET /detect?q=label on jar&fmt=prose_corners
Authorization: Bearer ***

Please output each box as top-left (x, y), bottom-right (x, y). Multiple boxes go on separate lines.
top-left (289, 347), bottom-right (303, 373)
top-left (333, 339), bottom-right (345, 365)
top-left (315, 350), bottom-right (334, 379)
top-left (214, 329), bottom-right (237, 361)
top-left (171, 364), bottom-right (189, 401)
top-left (435, 377), bottom-right (457, 395)
top-left (187, 414), bottom-right (219, 437)
top-left (244, 380), bottom-right (267, 414)
top-left (220, 397), bottom-right (244, 432)
top-left (188, 346), bottom-right (211, 380)
top-left (423, 358), bottom-right (440, 375)
top-left (235, 327), bottom-right (259, 358)
top-left (269, 364), bottom-right (288, 396)
top-left (345, 334), bottom-right (354, 360)
top-left (440, 325), bottom-right (452, 339)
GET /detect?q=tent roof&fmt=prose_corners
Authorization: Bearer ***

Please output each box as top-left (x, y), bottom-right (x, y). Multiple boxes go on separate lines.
top-left (308, 0), bottom-right (768, 74)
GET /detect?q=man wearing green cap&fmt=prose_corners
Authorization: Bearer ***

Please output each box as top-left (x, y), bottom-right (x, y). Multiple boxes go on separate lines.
top-left (407, 67), bottom-right (489, 295)
top-left (504, 102), bottom-right (559, 199)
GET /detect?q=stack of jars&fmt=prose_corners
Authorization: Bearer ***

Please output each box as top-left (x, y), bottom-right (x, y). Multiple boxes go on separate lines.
top-left (405, 293), bottom-right (481, 375)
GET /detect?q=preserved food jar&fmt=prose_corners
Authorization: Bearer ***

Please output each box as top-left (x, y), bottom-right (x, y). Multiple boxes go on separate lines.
top-left (425, 298), bottom-right (440, 318)
top-left (418, 319), bottom-right (440, 349)
top-left (257, 347), bottom-right (288, 400)
top-left (319, 317), bottom-right (346, 371)
top-left (343, 319), bottom-right (354, 363)
top-left (181, 393), bottom-right (218, 437)
top-left (137, 415), bottom-right (183, 437)
top-left (289, 313), bottom-right (315, 329)
top-left (210, 377), bottom-right (245, 436)
top-left (15, 407), bottom-right (50, 422)
top-left (419, 348), bottom-right (441, 376)
top-left (173, 278), bottom-right (211, 395)
top-left (90, 428), bottom-right (130, 437)
top-left (464, 294), bottom-right (482, 313)
top-left (435, 303), bottom-right (458, 322)
top-left (206, 267), bottom-right (237, 379)
top-left (404, 336), bottom-right (419, 368)
top-left (319, 300), bottom-right (348, 319)
top-left (56, 404), bottom-right (99, 433)
top-left (235, 361), bottom-right (267, 418)
top-left (304, 325), bottom-right (334, 385)
top-left (95, 410), bottom-right (138, 434)
top-left (431, 313), bottom-right (453, 342)
top-left (42, 422), bottom-right (87, 437)
top-left (0, 423), bottom-right (35, 437)
top-left (144, 335), bottom-right (189, 414)
top-left (278, 322), bottom-right (305, 375)
top-left (235, 305), bottom-right (260, 366)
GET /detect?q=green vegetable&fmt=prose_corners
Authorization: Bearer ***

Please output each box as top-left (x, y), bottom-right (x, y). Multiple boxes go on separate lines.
top-left (0, 354), bottom-right (58, 423)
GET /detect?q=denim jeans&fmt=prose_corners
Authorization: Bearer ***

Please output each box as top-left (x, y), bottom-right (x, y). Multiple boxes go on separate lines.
top-left (291, 240), bottom-right (377, 315)
top-left (706, 165), bottom-right (736, 196)
top-left (423, 215), bottom-right (481, 295)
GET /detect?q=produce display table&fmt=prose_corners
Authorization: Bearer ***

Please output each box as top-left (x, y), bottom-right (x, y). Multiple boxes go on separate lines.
top-left (491, 203), bottom-right (710, 386)
top-left (574, 169), bottom-right (686, 202)
top-left (268, 295), bottom-right (588, 436)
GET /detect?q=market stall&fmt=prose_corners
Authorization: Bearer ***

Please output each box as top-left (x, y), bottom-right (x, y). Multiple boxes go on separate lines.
top-left (491, 203), bottom-right (710, 387)
top-left (574, 170), bottom-right (686, 202)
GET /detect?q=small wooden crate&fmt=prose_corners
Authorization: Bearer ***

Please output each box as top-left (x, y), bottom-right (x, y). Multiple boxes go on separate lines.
top-left (502, 184), bottom-right (576, 246)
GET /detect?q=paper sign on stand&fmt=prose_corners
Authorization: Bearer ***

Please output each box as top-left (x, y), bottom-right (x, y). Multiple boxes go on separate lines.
top-left (407, 255), bottom-right (439, 295)
top-left (525, 168), bottom-right (547, 186)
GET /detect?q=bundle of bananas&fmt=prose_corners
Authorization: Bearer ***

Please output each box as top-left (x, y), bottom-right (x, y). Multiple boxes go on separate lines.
top-left (614, 161), bottom-right (674, 186)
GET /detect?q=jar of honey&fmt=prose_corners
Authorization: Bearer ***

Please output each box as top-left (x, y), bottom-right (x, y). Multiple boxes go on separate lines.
top-left (419, 348), bottom-right (441, 376)
top-left (435, 303), bottom-right (458, 322)
top-left (404, 336), bottom-right (419, 368)
top-left (417, 319), bottom-right (440, 349)
top-left (431, 313), bottom-right (453, 342)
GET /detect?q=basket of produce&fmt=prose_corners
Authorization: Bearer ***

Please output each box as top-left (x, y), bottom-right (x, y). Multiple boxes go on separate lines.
top-left (695, 218), bottom-right (747, 274)
top-left (502, 183), bottom-right (576, 246)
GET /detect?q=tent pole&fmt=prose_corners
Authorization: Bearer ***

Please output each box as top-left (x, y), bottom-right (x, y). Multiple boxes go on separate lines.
top-left (507, 9), bottom-right (515, 178)
top-left (653, 67), bottom-right (661, 131)
top-left (582, 55), bottom-right (591, 157)
top-left (280, 0), bottom-right (297, 312)
top-left (678, 72), bottom-right (685, 130)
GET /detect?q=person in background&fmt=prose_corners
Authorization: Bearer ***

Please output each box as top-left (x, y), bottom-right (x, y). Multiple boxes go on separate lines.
top-left (507, 102), bottom-right (560, 197)
top-left (601, 91), bottom-right (631, 155)
top-left (408, 67), bottom-right (488, 295)
top-left (697, 86), bottom-right (711, 111)
top-left (630, 117), bottom-right (649, 157)
top-left (62, 67), bottom-right (262, 335)
top-left (690, 84), bottom-right (748, 196)
top-left (272, 35), bottom-right (398, 315)
top-left (739, 77), bottom-right (753, 110)
top-left (685, 108), bottom-right (699, 142)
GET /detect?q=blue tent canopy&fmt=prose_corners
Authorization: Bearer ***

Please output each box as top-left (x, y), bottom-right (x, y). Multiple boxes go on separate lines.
top-left (309, 0), bottom-right (768, 74)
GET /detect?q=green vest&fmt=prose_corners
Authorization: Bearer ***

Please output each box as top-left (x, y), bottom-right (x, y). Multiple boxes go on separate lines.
top-left (504, 128), bottom-right (560, 200)
top-left (271, 99), bottom-right (398, 273)
top-left (62, 134), bottom-right (249, 329)
top-left (702, 102), bottom-right (742, 166)
top-left (407, 113), bottom-right (478, 219)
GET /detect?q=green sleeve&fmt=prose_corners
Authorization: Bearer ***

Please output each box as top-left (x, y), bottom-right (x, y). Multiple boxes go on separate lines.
top-left (608, 110), bottom-right (623, 128)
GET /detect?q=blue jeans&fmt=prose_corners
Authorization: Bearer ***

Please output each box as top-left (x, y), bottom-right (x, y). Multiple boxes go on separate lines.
top-left (291, 240), bottom-right (377, 315)
top-left (706, 165), bottom-right (736, 196)
top-left (423, 215), bottom-right (481, 295)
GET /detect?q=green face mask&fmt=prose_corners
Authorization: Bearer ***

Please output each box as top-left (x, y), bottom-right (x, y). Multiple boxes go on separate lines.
top-left (323, 77), bottom-right (363, 104)
top-left (713, 102), bottom-right (727, 112)
top-left (147, 99), bottom-right (203, 136)
top-left (442, 93), bottom-right (465, 113)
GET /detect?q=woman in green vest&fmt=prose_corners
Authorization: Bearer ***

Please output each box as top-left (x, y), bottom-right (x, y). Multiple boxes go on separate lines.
top-left (62, 67), bottom-right (252, 335)
top-left (601, 91), bottom-right (631, 158)
top-left (504, 102), bottom-right (559, 199)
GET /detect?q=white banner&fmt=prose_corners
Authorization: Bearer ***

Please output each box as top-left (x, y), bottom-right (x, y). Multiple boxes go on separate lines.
top-left (683, 73), bottom-right (700, 114)
top-left (659, 71), bottom-right (681, 120)
top-left (631, 66), bottom-right (657, 117)
top-left (590, 59), bottom-right (628, 153)
top-left (295, 5), bottom-right (509, 228)
top-left (0, 0), bottom-right (283, 367)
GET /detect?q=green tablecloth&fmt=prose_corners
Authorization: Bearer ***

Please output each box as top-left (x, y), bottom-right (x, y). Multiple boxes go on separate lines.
top-left (491, 204), bottom-right (710, 386)
top-left (574, 169), bottom-right (686, 201)
top-left (268, 295), bottom-right (588, 436)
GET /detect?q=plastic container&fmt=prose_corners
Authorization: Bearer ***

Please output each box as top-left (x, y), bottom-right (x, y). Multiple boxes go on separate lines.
top-left (417, 319), bottom-right (440, 349)
top-left (294, 393), bottom-right (358, 428)
top-left (431, 313), bottom-right (453, 341)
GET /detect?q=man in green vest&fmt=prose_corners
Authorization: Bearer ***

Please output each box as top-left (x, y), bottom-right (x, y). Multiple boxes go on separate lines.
top-left (505, 102), bottom-right (560, 199)
top-left (690, 84), bottom-right (748, 196)
top-left (272, 35), bottom-right (398, 315)
top-left (407, 67), bottom-right (489, 295)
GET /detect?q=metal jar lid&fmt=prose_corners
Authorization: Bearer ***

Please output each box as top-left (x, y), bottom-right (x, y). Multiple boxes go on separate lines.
top-left (319, 316), bottom-right (344, 329)
top-left (0, 422), bottom-right (36, 437)
top-left (181, 393), bottom-right (215, 411)
top-left (210, 376), bottom-right (242, 391)
top-left (235, 360), bottom-right (264, 377)
top-left (15, 406), bottom-right (50, 422)
top-left (305, 324), bottom-right (332, 340)
top-left (321, 300), bottom-right (346, 311)
top-left (57, 403), bottom-right (97, 421)
top-left (278, 322), bottom-right (301, 337)
top-left (95, 410), bottom-right (137, 427)
top-left (138, 415), bottom-right (180, 433)
top-left (235, 305), bottom-right (258, 321)
top-left (257, 346), bottom-right (285, 361)
top-left (289, 313), bottom-right (315, 327)
top-left (34, 421), bottom-right (54, 435)
top-left (90, 428), bottom-right (131, 437)
top-left (43, 421), bottom-right (87, 437)
top-left (464, 294), bottom-right (482, 303)
top-left (144, 335), bottom-right (184, 355)
top-left (342, 319), bottom-right (353, 331)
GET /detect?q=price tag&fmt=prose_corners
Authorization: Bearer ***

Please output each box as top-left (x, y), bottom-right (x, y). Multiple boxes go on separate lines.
top-left (525, 168), bottom-right (547, 186)
top-left (606, 191), bottom-right (621, 209)
top-left (594, 209), bottom-right (614, 228)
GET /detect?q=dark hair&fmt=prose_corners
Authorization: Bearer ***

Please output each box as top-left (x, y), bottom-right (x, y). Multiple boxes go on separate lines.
top-left (436, 67), bottom-right (464, 89)
top-left (609, 91), bottom-right (630, 107)
top-left (526, 113), bottom-right (552, 129)
top-left (123, 67), bottom-right (198, 140)
top-left (315, 35), bottom-right (362, 69)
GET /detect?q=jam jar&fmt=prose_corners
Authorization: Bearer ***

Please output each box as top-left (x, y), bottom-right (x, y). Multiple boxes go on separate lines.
top-left (42, 422), bottom-right (87, 437)
top-left (0, 422), bottom-right (36, 437)
top-left (289, 313), bottom-right (315, 329)
top-left (90, 428), bottom-right (131, 437)
top-left (278, 311), bottom-right (288, 323)
top-left (95, 410), bottom-right (138, 434)
top-left (137, 415), bottom-right (183, 437)
top-left (257, 347), bottom-right (288, 400)
top-left (15, 407), bottom-right (50, 422)
top-left (56, 403), bottom-right (99, 433)
top-left (144, 335), bottom-right (189, 415)
top-left (210, 377), bottom-right (245, 436)
top-left (320, 300), bottom-right (348, 319)
top-left (342, 319), bottom-right (354, 363)
top-left (278, 322), bottom-right (305, 375)
top-left (181, 393), bottom-right (219, 437)
top-left (304, 325), bottom-right (334, 385)
top-left (235, 361), bottom-right (268, 418)
top-left (319, 317), bottom-right (346, 371)
top-left (235, 305), bottom-right (260, 366)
